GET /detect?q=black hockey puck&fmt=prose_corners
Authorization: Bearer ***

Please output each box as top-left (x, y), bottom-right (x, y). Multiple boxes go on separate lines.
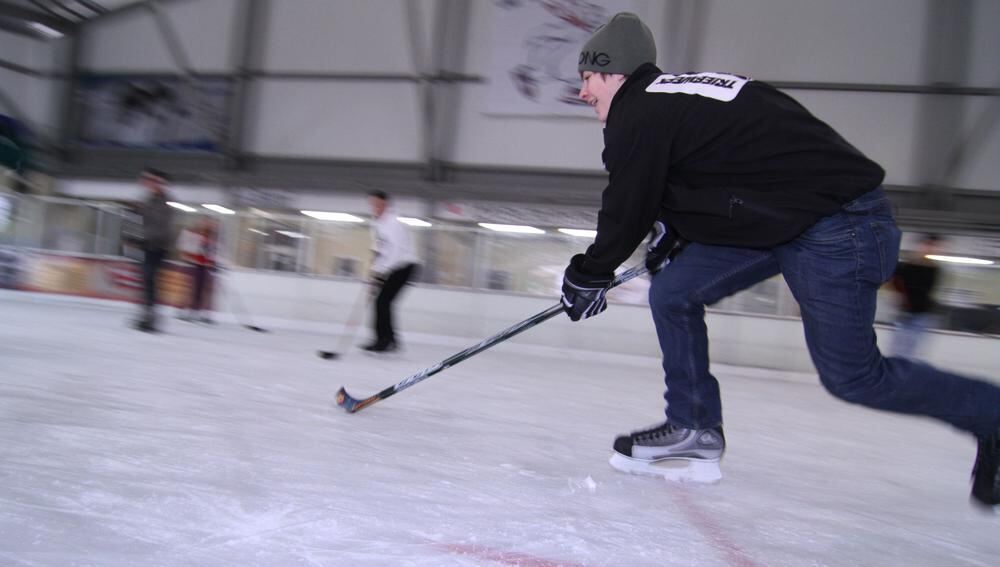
top-left (318, 350), bottom-right (338, 360)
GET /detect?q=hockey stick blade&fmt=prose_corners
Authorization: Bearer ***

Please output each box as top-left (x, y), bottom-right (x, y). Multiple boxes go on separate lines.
top-left (336, 387), bottom-right (377, 413)
top-left (335, 262), bottom-right (652, 414)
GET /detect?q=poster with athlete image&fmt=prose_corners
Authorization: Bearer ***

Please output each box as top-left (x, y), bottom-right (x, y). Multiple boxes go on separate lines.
top-left (487, 0), bottom-right (640, 116)
top-left (76, 76), bottom-right (232, 152)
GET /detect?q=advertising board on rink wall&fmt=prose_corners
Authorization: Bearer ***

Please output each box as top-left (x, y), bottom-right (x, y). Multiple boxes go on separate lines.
top-left (0, 247), bottom-right (210, 308)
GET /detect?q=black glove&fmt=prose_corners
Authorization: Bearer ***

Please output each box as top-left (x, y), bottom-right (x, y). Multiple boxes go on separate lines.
top-left (645, 219), bottom-right (681, 274)
top-left (561, 254), bottom-right (614, 322)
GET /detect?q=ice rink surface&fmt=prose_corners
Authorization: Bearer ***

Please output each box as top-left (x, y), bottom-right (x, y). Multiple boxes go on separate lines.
top-left (1, 291), bottom-right (997, 566)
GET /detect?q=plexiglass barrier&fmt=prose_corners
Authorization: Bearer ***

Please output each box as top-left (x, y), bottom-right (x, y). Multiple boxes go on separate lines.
top-left (1, 189), bottom-right (998, 334)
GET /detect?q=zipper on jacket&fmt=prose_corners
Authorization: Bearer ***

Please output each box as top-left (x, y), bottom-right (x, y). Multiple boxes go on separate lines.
top-left (728, 196), bottom-right (744, 219)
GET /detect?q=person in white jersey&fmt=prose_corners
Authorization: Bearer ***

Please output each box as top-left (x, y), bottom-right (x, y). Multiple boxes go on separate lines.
top-left (365, 190), bottom-right (420, 353)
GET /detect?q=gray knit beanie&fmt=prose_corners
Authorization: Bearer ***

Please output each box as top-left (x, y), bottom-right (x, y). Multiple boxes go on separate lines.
top-left (578, 12), bottom-right (656, 75)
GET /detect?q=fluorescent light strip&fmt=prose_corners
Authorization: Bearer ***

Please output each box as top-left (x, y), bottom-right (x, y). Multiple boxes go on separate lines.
top-left (925, 254), bottom-right (995, 265)
top-left (276, 230), bottom-right (308, 239)
top-left (27, 22), bottom-right (63, 39)
top-left (301, 210), bottom-right (365, 222)
top-left (249, 207), bottom-right (273, 219)
top-left (398, 217), bottom-right (432, 227)
top-left (558, 228), bottom-right (597, 238)
top-left (478, 223), bottom-right (545, 234)
top-left (248, 228), bottom-right (268, 236)
top-left (202, 204), bottom-right (235, 215)
top-left (166, 201), bottom-right (196, 212)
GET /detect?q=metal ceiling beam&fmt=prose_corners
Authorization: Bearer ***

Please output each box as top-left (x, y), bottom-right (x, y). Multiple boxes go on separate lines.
top-left (55, 29), bottom-right (81, 161)
top-left (914, 0), bottom-right (973, 209)
top-left (224, 0), bottom-right (265, 170)
top-left (429, 0), bottom-right (471, 181)
top-left (0, 57), bottom-right (44, 77)
top-left (0, 18), bottom-right (44, 38)
top-left (404, 0), bottom-right (435, 180)
top-left (76, 0), bottom-right (198, 25)
top-left (28, 0), bottom-right (70, 22)
top-left (37, 0), bottom-right (87, 21)
top-left (147, 0), bottom-right (195, 74)
top-left (0, 2), bottom-right (74, 32)
top-left (76, 0), bottom-right (107, 14)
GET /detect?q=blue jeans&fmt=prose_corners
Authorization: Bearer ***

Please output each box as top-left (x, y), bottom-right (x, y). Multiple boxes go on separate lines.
top-left (892, 312), bottom-right (935, 360)
top-left (649, 187), bottom-right (1000, 436)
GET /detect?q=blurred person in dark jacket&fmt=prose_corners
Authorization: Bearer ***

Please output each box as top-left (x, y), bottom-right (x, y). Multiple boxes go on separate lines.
top-left (135, 168), bottom-right (174, 332)
top-left (890, 234), bottom-right (944, 360)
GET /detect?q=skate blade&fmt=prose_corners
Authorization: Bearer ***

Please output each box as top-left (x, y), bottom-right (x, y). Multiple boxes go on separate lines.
top-left (609, 453), bottom-right (722, 484)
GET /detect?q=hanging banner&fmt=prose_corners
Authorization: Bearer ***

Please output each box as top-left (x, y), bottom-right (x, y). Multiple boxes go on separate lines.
top-left (487, 0), bottom-right (639, 116)
top-left (75, 76), bottom-right (232, 152)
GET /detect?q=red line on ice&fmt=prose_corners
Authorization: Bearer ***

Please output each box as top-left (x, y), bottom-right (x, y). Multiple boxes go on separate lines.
top-left (673, 489), bottom-right (762, 567)
top-left (435, 542), bottom-right (588, 567)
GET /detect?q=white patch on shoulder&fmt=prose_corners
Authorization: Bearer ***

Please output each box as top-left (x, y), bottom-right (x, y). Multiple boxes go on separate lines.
top-left (645, 72), bottom-right (751, 102)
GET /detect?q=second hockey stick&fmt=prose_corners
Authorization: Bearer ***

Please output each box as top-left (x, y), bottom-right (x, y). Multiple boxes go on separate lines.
top-left (336, 262), bottom-right (649, 413)
top-left (318, 283), bottom-right (370, 360)
top-left (220, 269), bottom-right (268, 333)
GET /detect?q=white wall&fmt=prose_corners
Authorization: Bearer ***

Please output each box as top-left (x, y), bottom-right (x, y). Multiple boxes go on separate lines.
top-left (0, 32), bottom-right (63, 137)
top-left (80, 0), bottom-right (236, 72)
top-left (694, 0), bottom-right (930, 84)
top-left (260, 0), bottom-right (415, 73)
top-left (968, 0), bottom-right (1000, 88)
top-left (44, 0), bottom-right (999, 192)
top-left (247, 80), bottom-right (424, 159)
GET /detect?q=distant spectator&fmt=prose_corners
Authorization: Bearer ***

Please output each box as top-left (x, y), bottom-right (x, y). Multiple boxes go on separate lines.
top-left (134, 168), bottom-right (174, 332)
top-left (890, 234), bottom-right (944, 360)
top-left (177, 217), bottom-right (218, 324)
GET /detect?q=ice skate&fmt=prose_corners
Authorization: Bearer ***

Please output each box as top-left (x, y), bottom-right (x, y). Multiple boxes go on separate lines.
top-left (133, 308), bottom-right (159, 333)
top-left (361, 340), bottom-right (399, 355)
top-left (971, 428), bottom-right (999, 509)
top-left (609, 422), bottom-right (724, 484)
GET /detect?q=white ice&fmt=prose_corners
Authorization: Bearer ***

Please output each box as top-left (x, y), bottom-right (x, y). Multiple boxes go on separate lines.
top-left (1, 291), bottom-right (998, 567)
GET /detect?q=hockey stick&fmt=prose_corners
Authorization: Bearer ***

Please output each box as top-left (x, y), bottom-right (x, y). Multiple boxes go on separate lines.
top-left (220, 269), bottom-right (268, 333)
top-left (318, 283), bottom-right (370, 359)
top-left (336, 263), bottom-right (649, 413)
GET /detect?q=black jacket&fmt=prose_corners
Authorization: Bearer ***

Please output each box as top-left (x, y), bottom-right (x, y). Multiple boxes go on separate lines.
top-left (142, 192), bottom-right (174, 252)
top-left (580, 63), bottom-right (885, 275)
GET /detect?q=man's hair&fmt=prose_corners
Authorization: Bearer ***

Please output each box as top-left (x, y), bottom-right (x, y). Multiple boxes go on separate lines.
top-left (368, 189), bottom-right (388, 201)
top-left (142, 167), bottom-right (170, 182)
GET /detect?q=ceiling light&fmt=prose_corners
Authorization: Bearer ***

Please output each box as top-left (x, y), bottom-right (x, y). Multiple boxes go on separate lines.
top-left (248, 228), bottom-right (268, 236)
top-left (27, 22), bottom-right (63, 39)
top-left (478, 223), bottom-right (545, 234)
top-left (166, 202), bottom-right (196, 212)
top-left (249, 207), bottom-right (273, 219)
top-left (925, 255), bottom-right (994, 265)
top-left (301, 210), bottom-right (365, 222)
top-left (558, 228), bottom-right (597, 238)
top-left (202, 204), bottom-right (235, 215)
top-left (276, 230), bottom-right (308, 239)
top-left (398, 217), bottom-right (432, 227)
